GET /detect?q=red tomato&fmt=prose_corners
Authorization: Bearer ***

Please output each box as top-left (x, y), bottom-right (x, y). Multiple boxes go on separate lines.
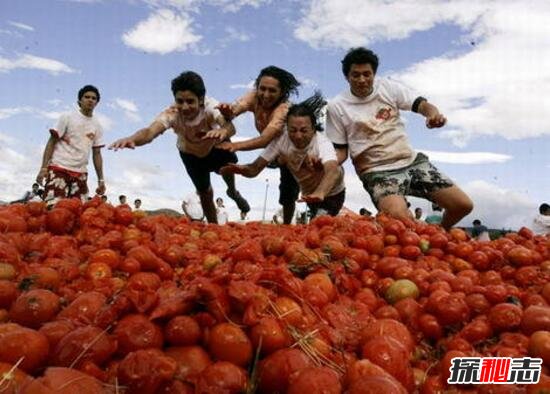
top-left (28, 366), bottom-right (106, 394)
top-left (0, 280), bottom-right (18, 309)
top-left (528, 331), bottom-right (550, 367)
top-left (488, 303), bottom-right (523, 332)
top-left (164, 346), bottom-right (212, 382)
top-left (399, 231), bottom-right (421, 247)
top-left (118, 348), bottom-right (177, 394)
top-left (288, 367), bottom-right (342, 394)
top-left (521, 305), bottom-right (550, 335)
top-left (0, 323), bottom-right (49, 372)
top-left (88, 248), bottom-right (120, 268)
top-left (207, 323), bottom-right (252, 367)
top-left (114, 314), bottom-right (164, 356)
top-left (258, 348), bottom-right (312, 394)
top-left (250, 316), bottom-right (291, 356)
top-left (507, 246), bottom-right (534, 266)
top-left (459, 317), bottom-right (493, 344)
top-left (9, 289), bottom-right (60, 329)
top-left (165, 316), bottom-right (201, 346)
top-left (418, 313), bottom-right (443, 340)
top-left (46, 208), bottom-right (75, 235)
top-left (361, 318), bottom-right (415, 353)
top-left (195, 361), bottom-right (248, 394)
top-left (56, 291), bottom-right (106, 325)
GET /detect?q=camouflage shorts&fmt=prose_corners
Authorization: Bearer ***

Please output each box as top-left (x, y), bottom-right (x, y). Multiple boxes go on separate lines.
top-left (359, 152), bottom-right (454, 206)
top-left (44, 167), bottom-right (88, 205)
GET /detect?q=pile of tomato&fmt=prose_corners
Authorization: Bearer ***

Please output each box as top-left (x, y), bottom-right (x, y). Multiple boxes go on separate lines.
top-left (0, 197), bottom-right (549, 393)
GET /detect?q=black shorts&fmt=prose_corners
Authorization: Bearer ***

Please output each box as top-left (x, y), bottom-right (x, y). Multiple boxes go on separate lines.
top-left (307, 189), bottom-right (346, 217)
top-left (279, 165), bottom-right (300, 206)
top-left (179, 148), bottom-right (238, 192)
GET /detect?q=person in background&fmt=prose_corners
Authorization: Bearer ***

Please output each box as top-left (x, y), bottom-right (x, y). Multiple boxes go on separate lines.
top-left (101, 195), bottom-right (108, 203)
top-left (119, 195), bottom-right (128, 206)
top-left (221, 92), bottom-right (345, 220)
top-left (325, 47), bottom-right (472, 230)
top-left (36, 85), bottom-right (106, 204)
top-left (414, 207), bottom-right (424, 220)
top-left (471, 219), bottom-right (490, 241)
top-left (217, 66), bottom-right (301, 224)
top-left (216, 197), bottom-right (228, 224)
top-left (532, 203), bottom-right (550, 235)
top-left (109, 71), bottom-right (249, 224)
top-left (239, 211), bottom-right (248, 223)
top-left (182, 191), bottom-right (204, 222)
top-left (425, 203), bottom-right (443, 224)
top-left (134, 199), bottom-right (142, 209)
top-left (12, 183), bottom-right (42, 204)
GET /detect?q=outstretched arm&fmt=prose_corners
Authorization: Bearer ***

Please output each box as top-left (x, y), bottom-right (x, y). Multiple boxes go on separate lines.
top-left (300, 160), bottom-right (341, 203)
top-left (36, 135), bottom-right (57, 184)
top-left (417, 100), bottom-right (447, 129)
top-left (220, 156), bottom-right (269, 178)
top-left (109, 121), bottom-right (167, 151)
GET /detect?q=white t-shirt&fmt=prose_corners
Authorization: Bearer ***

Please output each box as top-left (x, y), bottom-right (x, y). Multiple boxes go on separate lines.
top-left (183, 192), bottom-right (204, 221)
top-left (532, 214), bottom-right (550, 235)
top-left (326, 77), bottom-right (419, 175)
top-left (261, 132), bottom-right (345, 197)
top-left (49, 110), bottom-right (104, 173)
top-left (217, 207), bottom-right (228, 224)
top-left (155, 97), bottom-right (222, 158)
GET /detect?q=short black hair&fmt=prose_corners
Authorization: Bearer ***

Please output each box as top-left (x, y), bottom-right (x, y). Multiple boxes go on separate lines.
top-left (540, 203), bottom-right (550, 214)
top-left (134, 199), bottom-right (141, 204)
top-left (32, 183), bottom-right (39, 188)
top-left (119, 195), bottom-right (126, 200)
top-left (78, 85), bottom-right (100, 103)
top-left (341, 47), bottom-right (379, 77)
top-left (287, 91), bottom-right (326, 132)
top-left (473, 219), bottom-right (481, 225)
top-left (171, 71), bottom-right (206, 99)
top-left (255, 66), bottom-right (300, 103)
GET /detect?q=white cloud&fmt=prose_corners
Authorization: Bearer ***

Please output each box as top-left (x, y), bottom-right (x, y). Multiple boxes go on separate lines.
top-left (113, 98), bottom-right (142, 122)
top-left (229, 80), bottom-right (255, 89)
top-left (0, 54), bottom-right (75, 74)
top-left (0, 106), bottom-right (63, 121)
top-left (144, 0), bottom-right (270, 12)
top-left (122, 9), bottom-right (201, 54)
top-left (94, 112), bottom-right (114, 131)
top-left (294, 0), bottom-right (550, 143)
top-left (8, 21), bottom-right (35, 31)
top-left (219, 27), bottom-right (251, 47)
top-left (418, 150), bottom-right (512, 164)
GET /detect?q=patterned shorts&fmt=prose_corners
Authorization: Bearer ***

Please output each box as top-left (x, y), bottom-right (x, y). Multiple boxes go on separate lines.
top-left (44, 168), bottom-right (88, 204)
top-left (359, 152), bottom-right (454, 206)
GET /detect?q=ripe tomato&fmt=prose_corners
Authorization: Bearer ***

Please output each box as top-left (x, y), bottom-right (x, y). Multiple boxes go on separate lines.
top-left (46, 208), bottom-right (75, 235)
top-left (9, 289), bottom-right (60, 329)
top-left (207, 323), bottom-right (252, 367)
top-left (258, 348), bottom-right (312, 394)
top-left (362, 318), bottom-right (415, 353)
top-left (114, 314), bottom-right (164, 356)
top-left (118, 348), bottom-right (177, 394)
top-left (250, 316), bottom-right (291, 356)
top-left (521, 305), bottom-right (550, 335)
top-left (0, 323), bottom-right (49, 372)
top-left (418, 313), bottom-right (443, 340)
top-left (195, 361), bottom-right (248, 394)
top-left (164, 346), bottom-right (212, 381)
top-left (165, 316), bottom-right (201, 346)
top-left (488, 303), bottom-right (523, 332)
top-left (288, 367), bottom-right (342, 394)
top-left (0, 280), bottom-right (18, 309)
top-left (528, 331), bottom-right (550, 367)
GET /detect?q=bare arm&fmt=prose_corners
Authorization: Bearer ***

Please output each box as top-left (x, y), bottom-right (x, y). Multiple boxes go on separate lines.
top-left (417, 100), bottom-right (447, 129)
top-left (220, 156), bottom-right (269, 178)
top-left (301, 161), bottom-right (341, 202)
top-left (92, 147), bottom-right (106, 195)
top-left (109, 121), bottom-right (167, 150)
top-left (204, 115), bottom-right (236, 141)
top-left (36, 135), bottom-right (57, 184)
top-left (223, 127), bottom-right (282, 152)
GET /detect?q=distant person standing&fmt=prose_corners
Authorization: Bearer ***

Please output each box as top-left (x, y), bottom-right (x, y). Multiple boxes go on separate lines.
top-left (414, 207), bottom-right (424, 220)
top-left (325, 47), bottom-right (472, 230)
top-left (471, 219), bottom-right (490, 241)
top-left (182, 192), bottom-right (204, 222)
top-left (216, 197), bottom-right (228, 224)
top-left (119, 195), bottom-right (128, 206)
top-left (425, 203), bottom-right (443, 225)
top-left (134, 199), bottom-right (142, 209)
top-left (12, 183), bottom-right (42, 203)
top-left (36, 85), bottom-right (106, 204)
top-left (359, 207), bottom-right (372, 217)
top-left (532, 203), bottom-right (550, 235)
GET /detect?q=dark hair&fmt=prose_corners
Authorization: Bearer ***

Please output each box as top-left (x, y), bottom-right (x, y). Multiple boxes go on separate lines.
top-left (119, 195), bottom-right (126, 200)
top-left (171, 71), bottom-right (206, 99)
top-left (134, 199), bottom-right (141, 204)
top-left (32, 183), bottom-right (39, 188)
top-left (287, 91), bottom-right (326, 132)
top-left (540, 203), bottom-right (550, 214)
top-left (78, 85), bottom-right (100, 104)
top-left (255, 66), bottom-right (300, 103)
top-left (473, 219), bottom-right (481, 225)
top-left (341, 47), bottom-right (379, 77)
top-left (431, 203), bottom-right (442, 212)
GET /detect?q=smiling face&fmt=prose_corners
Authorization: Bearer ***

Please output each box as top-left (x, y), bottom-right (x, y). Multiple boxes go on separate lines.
top-left (257, 76), bottom-right (283, 110)
top-left (287, 115), bottom-right (315, 149)
top-left (346, 63), bottom-right (375, 98)
top-left (174, 90), bottom-right (203, 120)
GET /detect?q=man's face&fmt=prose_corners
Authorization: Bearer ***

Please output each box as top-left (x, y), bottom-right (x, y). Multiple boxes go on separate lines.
top-left (287, 115), bottom-right (315, 149)
top-left (415, 208), bottom-right (422, 219)
top-left (78, 91), bottom-right (99, 112)
top-left (174, 90), bottom-right (203, 120)
top-left (135, 200), bottom-right (141, 208)
top-left (346, 63), bottom-right (375, 98)
top-left (32, 184), bottom-right (39, 192)
top-left (257, 76), bottom-right (282, 110)
top-left (120, 196), bottom-right (126, 204)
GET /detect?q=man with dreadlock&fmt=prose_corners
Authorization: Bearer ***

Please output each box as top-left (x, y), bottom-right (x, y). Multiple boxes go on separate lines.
top-left (217, 66), bottom-right (302, 224)
top-left (220, 92), bottom-right (345, 218)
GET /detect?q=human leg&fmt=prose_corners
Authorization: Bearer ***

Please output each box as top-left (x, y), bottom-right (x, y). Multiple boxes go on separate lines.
top-left (198, 187), bottom-right (217, 224)
top-left (180, 151), bottom-right (217, 224)
top-left (43, 168), bottom-right (73, 206)
top-left (209, 148), bottom-right (250, 213)
top-left (429, 185), bottom-right (473, 230)
top-left (279, 165), bottom-right (299, 225)
top-left (360, 167), bottom-right (411, 221)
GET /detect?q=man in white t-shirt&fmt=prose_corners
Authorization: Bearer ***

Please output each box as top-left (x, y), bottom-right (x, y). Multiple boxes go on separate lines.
top-left (326, 47), bottom-right (473, 229)
top-left (109, 71), bottom-right (249, 224)
top-left (215, 197), bottom-right (228, 224)
top-left (182, 192), bottom-right (204, 222)
top-left (36, 85), bottom-right (106, 204)
top-left (221, 93), bottom-right (345, 219)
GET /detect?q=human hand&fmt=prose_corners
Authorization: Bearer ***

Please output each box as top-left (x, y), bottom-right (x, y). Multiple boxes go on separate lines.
top-left (216, 103), bottom-right (234, 120)
top-left (109, 138), bottom-right (136, 151)
top-left (426, 113), bottom-right (447, 129)
top-left (95, 182), bottom-right (106, 195)
top-left (204, 129), bottom-right (228, 141)
top-left (217, 141), bottom-right (237, 152)
top-left (298, 194), bottom-right (324, 203)
top-left (36, 168), bottom-right (48, 185)
top-left (304, 155), bottom-right (322, 170)
top-left (220, 164), bottom-right (245, 176)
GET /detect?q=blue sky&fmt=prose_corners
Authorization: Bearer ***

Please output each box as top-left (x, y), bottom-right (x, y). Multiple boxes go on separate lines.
top-left (1, 0), bottom-right (549, 229)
